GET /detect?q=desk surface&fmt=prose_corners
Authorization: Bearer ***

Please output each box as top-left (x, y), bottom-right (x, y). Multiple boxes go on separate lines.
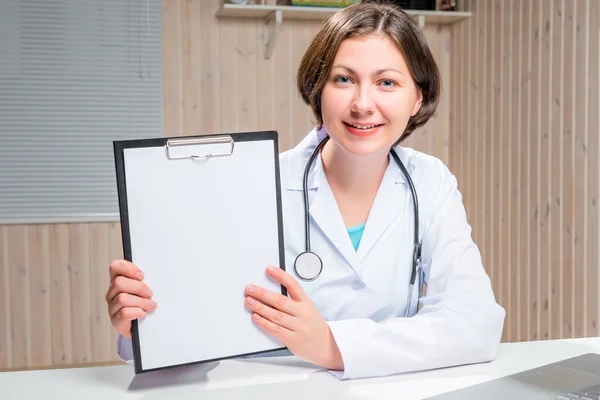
top-left (2, 337), bottom-right (600, 400)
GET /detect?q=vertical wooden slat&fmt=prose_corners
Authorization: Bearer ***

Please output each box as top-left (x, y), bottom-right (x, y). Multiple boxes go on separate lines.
top-left (460, 21), bottom-right (469, 192)
top-left (432, 26), bottom-right (451, 166)
top-left (291, 21), bottom-right (313, 148)
top-left (508, 0), bottom-right (520, 343)
top-left (273, 20), bottom-right (293, 151)
top-left (474, 1), bottom-right (484, 274)
top-left (89, 224), bottom-right (111, 362)
top-left (200, 0), bottom-right (222, 134)
top-left (219, 17), bottom-right (239, 134)
top-left (8, 226), bottom-right (29, 367)
top-left (589, 0), bottom-right (600, 338)
top-left (483, 0), bottom-right (493, 291)
top-left (519, 0), bottom-right (531, 342)
top-left (237, 19), bottom-right (258, 132)
top-left (573, 0), bottom-right (588, 339)
top-left (539, 0), bottom-right (552, 341)
top-left (257, 22), bottom-right (276, 134)
top-left (550, 0), bottom-right (564, 340)
top-left (460, 5), bottom-right (469, 237)
top-left (468, 0), bottom-right (477, 270)
top-left (491, 0), bottom-right (502, 326)
top-left (529, 0), bottom-right (541, 341)
top-left (108, 222), bottom-right (123, 360)
top-left (69, 224), bottom-right (91, 364)
top-left (0, 226), bottom-right (10, 368)
top-left (561, 0), bottom-right (575, 339)
top-left (404, 26), bottom-right (437, 156)
top-left (27, 225), bottom-right (52, 366)
top-left (449, 19), bottom-right (461, 188)
top-left (48, 224), bottom-right (72, 365)
top-left (500, 0), bottom-right (511, 342)
top-left (181, 0), bottom-right (202, 136)
top-left (462, 14), bottom-right (470, 265)
top-left (162, 0), bottom-right (182, 137)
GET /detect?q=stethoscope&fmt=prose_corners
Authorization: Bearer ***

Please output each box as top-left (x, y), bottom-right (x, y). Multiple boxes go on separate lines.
top-left (293, 135), bottom-right (423, 317)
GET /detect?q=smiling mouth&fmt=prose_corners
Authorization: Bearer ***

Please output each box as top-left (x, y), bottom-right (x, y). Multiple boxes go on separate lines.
top-left (344, 122), bottom-right (384, 130)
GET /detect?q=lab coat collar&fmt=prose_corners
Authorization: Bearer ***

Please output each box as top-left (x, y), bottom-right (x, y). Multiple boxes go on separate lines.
top-left (285, 127), bottom-right (416, 267)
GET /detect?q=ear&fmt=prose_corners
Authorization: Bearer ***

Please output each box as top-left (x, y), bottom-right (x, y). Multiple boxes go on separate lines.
top-left (411, 88), bottom-right (423, 117)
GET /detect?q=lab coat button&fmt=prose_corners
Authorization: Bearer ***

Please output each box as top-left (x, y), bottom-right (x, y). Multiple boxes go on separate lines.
top-left (351, 281), bottom-right (363, 290)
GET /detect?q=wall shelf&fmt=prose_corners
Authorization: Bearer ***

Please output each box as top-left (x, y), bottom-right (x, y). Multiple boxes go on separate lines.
top-left (217, 4), bottom-right (471, 23)
top-left (216, 4), bottom-right (471, 59)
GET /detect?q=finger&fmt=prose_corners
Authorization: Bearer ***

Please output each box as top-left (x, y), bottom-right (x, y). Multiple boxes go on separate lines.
top-left (266, 265), bottom-right (307, 302)
top-left (106, 275), bottom-right (153, 304)
top-left (251, 312), bottom-right (292, 344)
top-left (245, 297), bottom-right (297, 331)
top-left (109, 260), bottom-right (144, 283)
top-left (245, 284), bottom-right (298, 316)
top-left (109, 292), bottom-right (157, 319)
top-left (113, 307), bottom-right (148, 337)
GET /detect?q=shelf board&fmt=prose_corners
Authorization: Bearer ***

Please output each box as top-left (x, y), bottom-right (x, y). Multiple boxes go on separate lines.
top-left (215, 3), bottom-right (471, 60)
top-left (215, 3), bottom-right (472, 24)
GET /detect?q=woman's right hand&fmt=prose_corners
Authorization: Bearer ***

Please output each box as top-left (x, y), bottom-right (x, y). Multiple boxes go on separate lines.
top-left (105, 260), bottom-right (157, 338)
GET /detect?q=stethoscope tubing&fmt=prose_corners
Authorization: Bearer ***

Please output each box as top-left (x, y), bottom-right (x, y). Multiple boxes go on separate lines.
top-left (298, 135), bottom-right (422, 317)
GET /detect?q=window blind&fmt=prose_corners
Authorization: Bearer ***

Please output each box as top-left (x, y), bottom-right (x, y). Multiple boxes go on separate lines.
top-left (0, 0), bottom-right (163, 224)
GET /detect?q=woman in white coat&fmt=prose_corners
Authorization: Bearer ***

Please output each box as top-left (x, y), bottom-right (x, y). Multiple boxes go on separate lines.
top-left (105, 1), bottom-right (505, 380)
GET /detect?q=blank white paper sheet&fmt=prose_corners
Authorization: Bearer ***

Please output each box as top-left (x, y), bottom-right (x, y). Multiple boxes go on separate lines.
top-left (116, 132), bottom-right (286, 372)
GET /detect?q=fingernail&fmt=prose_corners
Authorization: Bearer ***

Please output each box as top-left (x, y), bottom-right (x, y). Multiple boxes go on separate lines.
top-left (246, 297), bottom-right (254, 306)
top-left (150, 300), bottom-right (158, 309)
top-left (246, 285), bottom-right (255, 293)
top-left (267, 265), bottom-right (275, 272)
top-left (146, 288), bottom-right (153, 297)
top-left (136, 271), bottom-right (144, 280)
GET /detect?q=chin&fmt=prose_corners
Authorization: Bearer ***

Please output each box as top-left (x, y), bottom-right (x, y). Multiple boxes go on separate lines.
top-left (336, 137), bottom-right (392, 159)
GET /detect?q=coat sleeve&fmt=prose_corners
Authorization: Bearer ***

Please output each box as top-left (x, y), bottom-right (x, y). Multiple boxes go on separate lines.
top-left (326, 166), bottom-right (506, 380)
top-left (116, 334), bottom-right (135, 365)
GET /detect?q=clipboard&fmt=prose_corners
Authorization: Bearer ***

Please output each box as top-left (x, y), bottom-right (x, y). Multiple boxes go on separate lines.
top-left (113, 130), bottom-right (287, 374)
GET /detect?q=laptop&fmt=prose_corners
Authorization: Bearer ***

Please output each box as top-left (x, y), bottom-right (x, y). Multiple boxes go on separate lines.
top-left (424, 353), bottom-right (600, 400)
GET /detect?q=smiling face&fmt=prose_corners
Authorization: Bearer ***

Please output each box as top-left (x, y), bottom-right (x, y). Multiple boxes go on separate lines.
top-left (319, 34), bottom-right (423, 158)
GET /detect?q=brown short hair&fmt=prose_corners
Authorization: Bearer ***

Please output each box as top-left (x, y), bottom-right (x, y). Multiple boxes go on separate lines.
top-left (296, 1), bottom-right (441, 143)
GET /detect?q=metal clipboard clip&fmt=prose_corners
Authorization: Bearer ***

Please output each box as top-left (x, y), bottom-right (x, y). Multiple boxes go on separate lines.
top-left (165, 136), bottom-right (235, 160)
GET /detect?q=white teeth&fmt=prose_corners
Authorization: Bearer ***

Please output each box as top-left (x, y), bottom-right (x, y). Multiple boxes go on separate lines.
top-left (349, 124), bottom-right (378, 130)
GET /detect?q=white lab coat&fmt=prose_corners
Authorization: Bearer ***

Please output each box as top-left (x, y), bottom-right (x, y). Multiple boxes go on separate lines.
top-left (117, 127), bottom-right (505, 380)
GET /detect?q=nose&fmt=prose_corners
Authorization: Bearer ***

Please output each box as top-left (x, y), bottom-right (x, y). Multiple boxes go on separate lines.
top-left (351, 85), bottom-right (375, 114)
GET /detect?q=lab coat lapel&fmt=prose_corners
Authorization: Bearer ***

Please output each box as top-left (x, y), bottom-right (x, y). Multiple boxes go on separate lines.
top-left (308, 156), bottom-right (362, 269)
top-left (356, 156), bottom-right (409, 261)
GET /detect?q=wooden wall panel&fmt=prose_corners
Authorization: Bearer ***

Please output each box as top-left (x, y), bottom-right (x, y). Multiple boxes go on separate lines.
top-left (0, 223), bottom-right (122, 371)
top-left (0, 0), bottom-right (451, 370)
top-left (451, 0), bottom-right (600, 343)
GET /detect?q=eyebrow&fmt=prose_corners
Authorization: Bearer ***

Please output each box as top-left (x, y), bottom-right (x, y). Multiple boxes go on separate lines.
top-left (331, 65), bottom-right (406, 77)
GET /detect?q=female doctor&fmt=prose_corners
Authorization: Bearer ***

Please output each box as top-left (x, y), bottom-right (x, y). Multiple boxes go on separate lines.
top-left (105, 1), bottom-right (505, 380)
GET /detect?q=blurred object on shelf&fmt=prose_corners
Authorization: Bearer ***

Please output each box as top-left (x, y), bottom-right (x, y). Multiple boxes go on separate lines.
top-left (291, 0), bottom-right (356, 7)
top-left (360, 0), bottom-right (435, 10)
top-left (229, 0), bottom-right (282, 4)
top-left (440, 0), bottom-right (456, 11)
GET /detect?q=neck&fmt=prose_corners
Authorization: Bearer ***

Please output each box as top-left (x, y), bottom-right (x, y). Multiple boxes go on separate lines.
top-left (320, 140), bottom-right (389, 199)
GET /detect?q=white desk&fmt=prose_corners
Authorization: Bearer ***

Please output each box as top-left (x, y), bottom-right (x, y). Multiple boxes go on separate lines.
top-left (2, 338), bottom-right (600, 400)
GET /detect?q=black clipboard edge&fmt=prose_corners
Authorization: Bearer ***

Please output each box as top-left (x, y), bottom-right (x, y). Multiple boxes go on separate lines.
top-left (113, 130), bottom-right (288, 374)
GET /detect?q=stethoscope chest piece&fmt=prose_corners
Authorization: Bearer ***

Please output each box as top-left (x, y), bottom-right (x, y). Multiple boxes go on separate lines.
top-left (294, 251), bottom-right (323, 281)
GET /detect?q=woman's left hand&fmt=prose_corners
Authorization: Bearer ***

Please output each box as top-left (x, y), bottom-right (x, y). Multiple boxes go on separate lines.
top-left (245, 265), bottom-right (344, 371)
